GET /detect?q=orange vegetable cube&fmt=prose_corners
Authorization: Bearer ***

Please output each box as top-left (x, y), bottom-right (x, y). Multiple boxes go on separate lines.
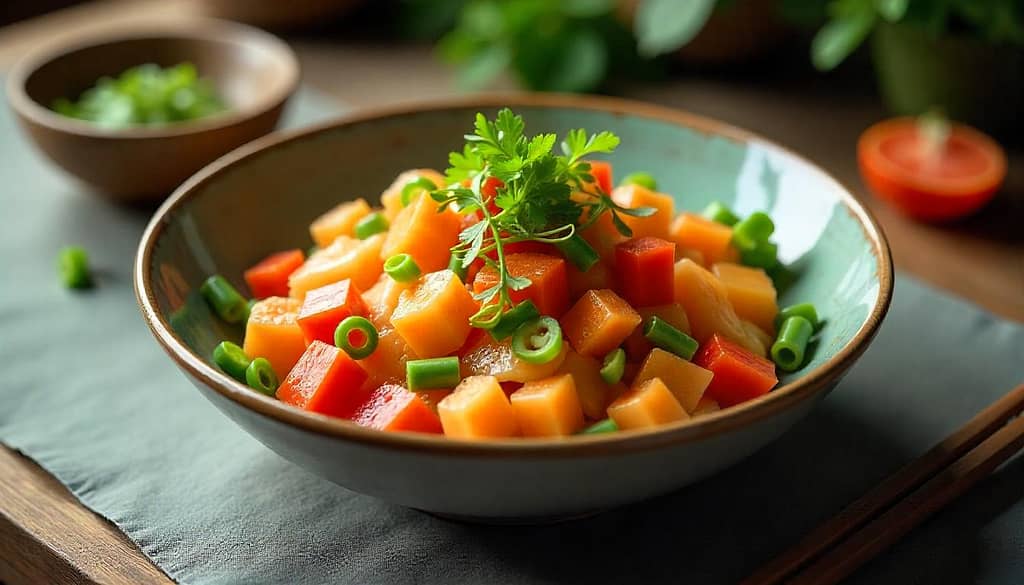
top-left (623, 303), bottom-right (691, 362)
top-left (673, 259), bottom-right (765, 356)
top-left (692, 396), bottom-right (721, 417)
top-left (244, 249), bottom-right (305, 299)
top-left (296, 279), bottom-right (369, 345)
top-left (380, 169), bottom-right (446, 222)
top-left (460, 335), bottom-right (567, 383)
top-left (381, 189), bottom-right (462, 274)
top-left (586, 160), bottom-right (613, 193)
top-left (473, 253), bottom-right (569, 317)
top-left (560, 289), bottom-right (641, 358)
top-left (438, 375), bottom-right (520, 438)
top-left (670, 213), bottom-right (740, 267)
top-left (289, 234), bottom-right (384, 300)
top-left (509, 374), bottom-right (585, 437)
top-left (277, 340), bottom-right (370, 419)
top-left (353, 384), bottom-right (443, 434)
top-left (614, 236), bottom-right (675, 307)
top-left (633, 348), bottom-right (713, 412)
top-left (556, 349), bottom-right (624, 420)
top-left (244, 297), bottom-right (307, 380)
top-left (580, 210), bottom-right (627, 262)
top-left (567, 260), bottom-right (611, 301)
top-left (610, 184), bottom-right (674, 240)
top-left (416, 389), bottom-right (453, 413)
top-left (391, 270), bottom-right (478, 357)
top-left (712, 262), bottom-right (779, 334)
top-left (608, 377), bottom-right (689, 430)
top-left (309, 198), bottom-right (372, 248)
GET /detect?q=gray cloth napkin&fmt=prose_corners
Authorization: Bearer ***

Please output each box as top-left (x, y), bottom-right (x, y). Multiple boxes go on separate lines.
top-left (2, 87), bottom-right (1023, 585)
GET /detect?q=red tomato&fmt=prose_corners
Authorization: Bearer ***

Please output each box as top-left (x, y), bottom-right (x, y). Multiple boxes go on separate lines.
top-left (858, 118), bottom-right (1006, 222)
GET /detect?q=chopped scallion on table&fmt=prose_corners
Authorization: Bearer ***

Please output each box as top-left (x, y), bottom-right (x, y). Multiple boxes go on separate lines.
top-left (58, 246), bottom-right (92, 289)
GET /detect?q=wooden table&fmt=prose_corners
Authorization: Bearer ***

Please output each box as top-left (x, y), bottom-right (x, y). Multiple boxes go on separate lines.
top-left (1, 2), bottom-right (1021, 583)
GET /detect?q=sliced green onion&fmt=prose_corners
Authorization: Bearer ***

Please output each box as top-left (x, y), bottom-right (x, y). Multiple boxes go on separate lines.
top-left (448, 251), bottom-right (468, 282)
top-left (600, 348), bottom-right (626, 384)
top-left (407, 356), bottom-right (461, 390)
top-left (776, 302), bottom-right (820, 332)
top-left (353, 212), bottom-right (389, 240)
top-left (511, 316), bottom-right (563, 364)
top-left (58, 246), bottom-right (92, 289)
top-left (739, 240), bottom-right (778, 269)
top-left (581, 418), bottom-right (619, 434)
top-left (212, 341), bottom-right (250, 382)
top-left (384, 253), bottom-right (422, 283)
top-left (643, 316), bottom-right (699, 360)
top-left (620, 172), bottom-right (657, 190)
top-left (701, 201), bottom-right (739, 226)
top-left (554, 233), bottom-right (599, 272)
top-left (245, 357), bottom-right (279, 396)
top-left (767, 262), bottom-right (797, 294)
top-left (490, 300), bottom-right (540, 341)
top-left (200, 275), bottom-right (248, 324)
top-left (400, 177), bottom-right (437, 206)
top-left (307, 245), bottom-right (319, 258)
top-left (771, 316), bottom-right (814, 372)
top-left (733, 211), bottom-right (775, 244)
top-left (334, 316), bottom-right (379, 360)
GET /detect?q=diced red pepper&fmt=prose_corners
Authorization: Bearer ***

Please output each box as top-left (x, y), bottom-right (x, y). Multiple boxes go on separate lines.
top-left (277, 340), bottom-right (370, 419)
top-left (353, 384), bottom-right (443, 433)
top-left (614, 236), bottom-right (675, 307)
top-left (244, 249), bottom-right (305, 299)
top-left (473, 253), bottom-right (569, 317)
top-left (693, 333), bottom-right (777, 407)
top-left (296, 279), bottom-right (369, 345)
top-left (587, 160), bottom-right (613, 194)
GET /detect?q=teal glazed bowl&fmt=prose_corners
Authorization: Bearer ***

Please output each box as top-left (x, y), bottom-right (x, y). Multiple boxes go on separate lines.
top-left (135, 95), bottom-right (893, 521)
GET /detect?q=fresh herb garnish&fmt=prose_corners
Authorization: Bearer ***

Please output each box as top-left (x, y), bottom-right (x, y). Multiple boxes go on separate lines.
top-left (431, 108), bottom-right (654, 329)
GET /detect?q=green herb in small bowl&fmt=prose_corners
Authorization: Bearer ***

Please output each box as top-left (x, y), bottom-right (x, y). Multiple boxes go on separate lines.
top-left (52, 62), bottom-right (226, 128)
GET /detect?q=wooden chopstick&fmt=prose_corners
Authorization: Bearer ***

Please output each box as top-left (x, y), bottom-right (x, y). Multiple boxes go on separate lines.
top-left (744, 383), bottom-right (1024, 585)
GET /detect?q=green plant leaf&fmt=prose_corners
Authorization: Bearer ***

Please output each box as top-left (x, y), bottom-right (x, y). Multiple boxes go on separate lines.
top-left (811, 10), bottom-right (876, 70)
top-left (455, 44), bottom-right (510, 89)
top-left (562, 0), bottom-right (616, 18)
top-left (541, 29), bottom-right (608, 92)
top-left (634, 0), bottom-right (717, 57)
top-left (874, 0), bottom-right (908, 22)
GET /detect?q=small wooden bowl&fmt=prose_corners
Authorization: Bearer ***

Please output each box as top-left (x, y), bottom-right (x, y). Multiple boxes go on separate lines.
top-left (6, 19), bottom-right (299, 203)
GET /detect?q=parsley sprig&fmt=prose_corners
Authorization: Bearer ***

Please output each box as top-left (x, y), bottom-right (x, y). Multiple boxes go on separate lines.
top-left (431, 109), bottom-right (654, 329)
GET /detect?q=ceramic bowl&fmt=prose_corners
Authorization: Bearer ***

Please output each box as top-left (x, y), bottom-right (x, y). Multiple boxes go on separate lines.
top-left (135, 95), bottom-right (893, 521)
top-left (6, 19), bottom-right (298, 204)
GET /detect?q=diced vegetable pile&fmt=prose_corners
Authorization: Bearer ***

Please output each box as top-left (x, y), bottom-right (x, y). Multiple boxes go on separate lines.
top-left (202, 109), bottom-right (823, 440)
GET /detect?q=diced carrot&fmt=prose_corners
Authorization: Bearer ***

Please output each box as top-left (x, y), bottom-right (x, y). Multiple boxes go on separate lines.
top-left (692, 396), bottom-right (721, 417)
top-left (244, 297), bottom-right (307, 380)
top-left (381, 188), bottom-right (462, 273)
top-left (277, 340), bottom-right (370, 419)
top-left (509, 374), bottom-right (585, 437)
top-left (296, 279), bottom-right (369, 345)
top-left (556, 349), bottom-right (624, 420)
top-left (610, 184), bottom-right (674, 240)
top-left (673, 259), bottom-right (765, 355)
top-left (438, 375), bottom-right (520, 438)
top-left (587, 160), bottom-right (613, 194)
top-left (460, 335), bottom-right (567, 383)
top-left (712, 262), bottom-right (778, 334)
top-left (560, 289), bottom-right (641, 358)
top-left (353, 383), bottom-right (443, 434)
top-left (380, 169), bottom-right (446, 222)
top-left (623, 303), bottom-right (690, 362)
top-left (391, 270), bottom-right (478, 357)
top-left (670, 213), bottom-right (740, 267)
top-left (309, 199), bottom-right (372, 248)
top-left (473, 253), bottom-right (569, 317)
top-left (693, 333), bottom-right (778, 407)
top-left (614, 237), bottom-right (675, 307)
top-left (244, 249), bottom-right (305, 299)
top-left (607, 377), bottom-right (689, 430)
top-left (416, 389), bottom-right (452, 413)
top-left (633, 348), bottom-right (713, 412)
top-left (567, 260), bottom-right (612, 301)
top-left (289, 234), bottom-right (384, 300)
top-left (580, 210), bottom-right (627, 263)
top-left (358, 322), bottom-right (419, 389)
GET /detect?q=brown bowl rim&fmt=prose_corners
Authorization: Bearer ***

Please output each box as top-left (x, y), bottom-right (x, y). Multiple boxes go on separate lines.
top-left (5, 18), bottom-right (299, 139)
top-left (134, 93), bottom-right (894, 458)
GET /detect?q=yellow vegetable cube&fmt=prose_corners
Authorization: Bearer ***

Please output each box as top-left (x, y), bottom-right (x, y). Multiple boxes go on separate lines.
top-left (461, 336), bottom-right (567, 384)
top-left (243, 297), bottom-right (307, 379)
top-left (610, 184), bottom-right (674, 240)
top-left (692, 396), bottom-right (721, 417)
top-left (712, 262), bottom-right (779, 334)
top-left (556, 349), bottom-right (623, 420)
top-left (633, 348), bottom-right (713, 413)
top-left (380, 169), bottom-right (446, 222)
top-left (309, 198), bottom-right (372, 249)
top-left (438, 375), bottom-right (520, 438)
top-left (510, 374), bottom-right (585, 437)
top-left (288, 234), bottom-right (384, 300)
top-left (673, 259), bottom-right (765, 356)
top-left (608, 377), bottom-right (689, 430)
top-left (391, 270), bottom-right (478, 358)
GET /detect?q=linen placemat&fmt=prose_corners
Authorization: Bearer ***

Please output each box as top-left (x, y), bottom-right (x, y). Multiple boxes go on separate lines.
top-left (2, 87), bottom-right (1023, 585)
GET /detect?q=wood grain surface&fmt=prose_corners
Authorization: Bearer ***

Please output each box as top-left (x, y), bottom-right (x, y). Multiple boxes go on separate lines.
top-left (1, 0), bottom-right (1021, 583)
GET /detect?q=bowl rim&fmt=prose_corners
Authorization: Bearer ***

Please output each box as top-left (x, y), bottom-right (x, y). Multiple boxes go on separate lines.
top-left (135, 93), bottom-right (894, 457)
top-left (5, 17), bottom-right (299, 139)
